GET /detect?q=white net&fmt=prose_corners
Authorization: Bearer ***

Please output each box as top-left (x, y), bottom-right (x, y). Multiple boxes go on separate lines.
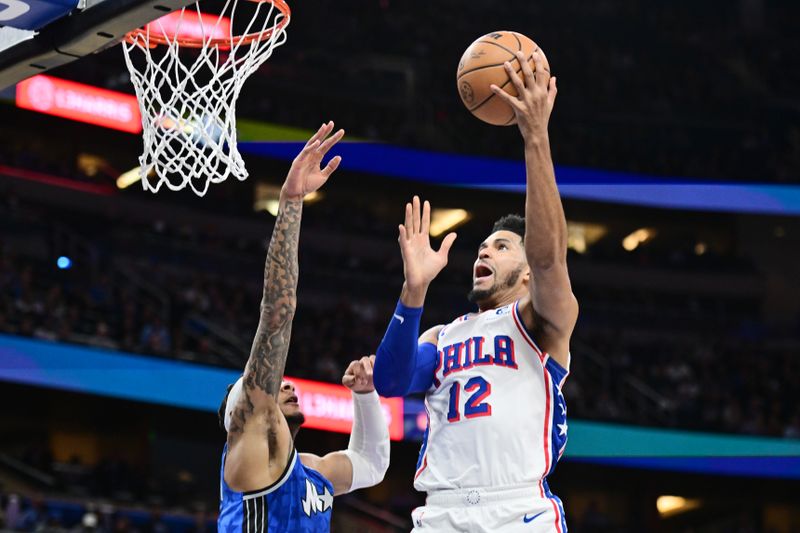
top-left (122, 0), bottom-right (289, 196)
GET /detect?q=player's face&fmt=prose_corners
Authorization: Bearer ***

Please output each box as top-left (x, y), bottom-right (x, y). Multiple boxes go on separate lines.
top-left (468, 230), bottom-right (529, 306)
top-left (278, 380), bottom-right (303, 421)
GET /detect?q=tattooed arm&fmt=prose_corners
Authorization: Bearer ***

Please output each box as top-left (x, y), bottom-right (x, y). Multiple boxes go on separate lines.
top-left (224, 122), bottom-right (345, 492)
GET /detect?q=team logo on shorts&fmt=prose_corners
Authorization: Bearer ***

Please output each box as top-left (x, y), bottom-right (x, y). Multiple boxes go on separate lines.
top-left (523, 510), bottom-right (546, 523)
top-left (466, 490), bottom-right (481, 505)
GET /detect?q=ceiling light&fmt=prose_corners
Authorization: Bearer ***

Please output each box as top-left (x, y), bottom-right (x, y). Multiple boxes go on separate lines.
top-left (567, 221), bottom-right (607, 254)
top-left (78, 153), bottom-right (118, 178)
top-left (263, 199), bottom-right (280, 216)
top-left (430, 208), bottom-right (471, 237)
top-left (116, 167), bottom-right (143, 189)
top-left (694, 242), bottom-right (707, 255)
top-left (303, 191), bottom-right (324, 204)
top-left (254, 183), bottom-right (324, 216)
top-left (622, 228), bottom-right (656, 252)
top-left (657, 495), bottom-right (701, 518)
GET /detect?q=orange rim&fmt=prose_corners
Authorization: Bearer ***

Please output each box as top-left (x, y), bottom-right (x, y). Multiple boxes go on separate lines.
top-left (125, 0), bottom-right (290, 49)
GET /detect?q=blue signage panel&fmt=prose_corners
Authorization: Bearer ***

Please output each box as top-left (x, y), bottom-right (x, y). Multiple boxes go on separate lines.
top-left (2, 334), bottom-right (799, 478)
top-left (0, 333), bottom-right (237, 411)
top-left (567, 456), bottom-right (800, 480)
top-left (239, 141), bottom-right (800, 216)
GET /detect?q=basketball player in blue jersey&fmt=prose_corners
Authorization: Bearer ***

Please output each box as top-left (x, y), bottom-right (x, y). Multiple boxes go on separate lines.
top-left (374, 52), bottom-right (578, 532)
top-left (217, 122), bottom-right (390, 533)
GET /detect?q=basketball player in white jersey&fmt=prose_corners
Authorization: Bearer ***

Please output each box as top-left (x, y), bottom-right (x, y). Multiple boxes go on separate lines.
top-left (373, 51), bottom-right (577, 532)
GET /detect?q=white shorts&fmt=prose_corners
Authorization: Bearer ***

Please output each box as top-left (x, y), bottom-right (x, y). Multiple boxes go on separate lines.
top-left (411, 484), bottom-right (567, 533)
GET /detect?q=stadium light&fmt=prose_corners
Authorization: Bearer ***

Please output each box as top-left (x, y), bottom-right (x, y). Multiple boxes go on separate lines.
top-left (304, 191), bottom-right (324, 204)
top-left (622, 228), bottom-right (656, 251)
top-left (430, 208), bottom-right (471, 237)
top-left (263, 199), bottom-right (281, 217)
top-left (656, 495), bottom-right (701, 518)
top-left (116, 167), bottom-right (143, 189)
top-left (254, 183), bottom-right (324, 216)
top-left (694, 242), bottom-right (707, 255)
top-left (567, 221), bottom-right (607, 254)
top-left (77, 153), bottom-right (117, 178)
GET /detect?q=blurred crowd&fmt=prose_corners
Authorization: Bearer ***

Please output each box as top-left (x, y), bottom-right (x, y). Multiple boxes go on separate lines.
top-left (17, 0), bottom-right (792, 187)
top-left (1, 2), bottom-right (798, 532)
top-left (0, 490), bottom-right (212, 532)
top-left (567, 332), bottom-right (800, 437)
top-left (232, 0), bottom-right (800, 183)
top-left (1, 188), bottom-right (798, 440)
top-left (0, 145), bottom-right (105, 188)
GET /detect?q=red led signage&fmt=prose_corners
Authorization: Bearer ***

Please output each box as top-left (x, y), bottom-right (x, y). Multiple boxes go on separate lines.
top-left (145, 11), bottom-right (231, 42)
top-left (286, 376), bottom-right (405, 441)
top-left (16, 75), bottom-right (142, 133)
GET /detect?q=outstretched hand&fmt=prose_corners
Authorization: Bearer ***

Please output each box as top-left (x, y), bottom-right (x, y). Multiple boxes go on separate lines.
top-left (490, 50), bottom-right (556, 142)
top-left (342, 355), bottom-right (376, 394)
top-left (398, 196), bottom-right (457, 305)
top-left (282, 121), bottom-right (345, 200)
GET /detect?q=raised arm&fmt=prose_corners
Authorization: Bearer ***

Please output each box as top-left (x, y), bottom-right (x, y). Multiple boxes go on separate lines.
top-left (224, 122), bottom-right (344, 491)
top-left (301, 356), bottom-right (390, 495)
top-left (491, 52), bottom-right (578, 368)
top-left (373, 197), bottom-right (456, 397)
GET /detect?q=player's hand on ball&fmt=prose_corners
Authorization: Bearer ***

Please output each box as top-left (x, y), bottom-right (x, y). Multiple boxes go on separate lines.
top-left (398, 196), bottom-right (458, 297)
top-left (342, 355), bottom-right (376, 394)
top-left (490, 51), bottom-right (556, 141)
top-left (282, 121), bottom-right (345, 200)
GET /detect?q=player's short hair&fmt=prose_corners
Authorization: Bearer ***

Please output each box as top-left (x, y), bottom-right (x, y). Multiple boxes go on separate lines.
top-left (218, 382), bottom-right (235, 432)
top-left (492, 214), bottom-right (525, 242)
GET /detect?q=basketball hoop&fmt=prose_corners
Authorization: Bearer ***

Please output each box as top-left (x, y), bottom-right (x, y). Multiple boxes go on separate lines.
top-left (122, 0), bottom-right (291, 196)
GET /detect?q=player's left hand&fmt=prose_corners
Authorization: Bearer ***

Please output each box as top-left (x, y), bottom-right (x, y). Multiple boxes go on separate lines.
top-left (342, 355), bottom-right (376, 394)
top-left (281, 121), bottom-right (345, 200)
top-left (490, 51), bottom-right (556, 142)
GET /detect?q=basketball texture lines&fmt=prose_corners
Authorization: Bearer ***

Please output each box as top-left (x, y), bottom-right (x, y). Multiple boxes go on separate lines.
top-left (456, 31), bottom-right (550, 126)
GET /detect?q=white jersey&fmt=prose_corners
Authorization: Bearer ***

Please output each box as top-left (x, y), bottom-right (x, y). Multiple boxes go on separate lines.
top-left (414, 300), bottom-right (570, 493)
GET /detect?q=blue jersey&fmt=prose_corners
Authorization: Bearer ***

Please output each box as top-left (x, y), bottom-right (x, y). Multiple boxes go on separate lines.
top-left (218, 444), bottom-right (334, 533)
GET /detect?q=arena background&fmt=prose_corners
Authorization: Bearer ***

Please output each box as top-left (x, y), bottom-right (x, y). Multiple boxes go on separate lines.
top-left (0, 0), bottom-right (799, 531)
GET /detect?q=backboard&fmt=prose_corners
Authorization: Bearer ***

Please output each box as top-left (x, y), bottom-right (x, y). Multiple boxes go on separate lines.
top-left (0, 0), bottom-right (196, 90)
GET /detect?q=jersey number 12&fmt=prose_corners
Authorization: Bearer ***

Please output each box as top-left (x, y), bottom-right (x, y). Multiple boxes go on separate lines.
top-left (447, 376), bottom-right (492, 422)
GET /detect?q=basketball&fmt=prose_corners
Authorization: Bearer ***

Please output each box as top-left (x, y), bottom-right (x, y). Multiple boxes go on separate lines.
top-left (1, 4), bottom-right (793, 533)
top-left (456, 31), bottom-right (550, 126)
